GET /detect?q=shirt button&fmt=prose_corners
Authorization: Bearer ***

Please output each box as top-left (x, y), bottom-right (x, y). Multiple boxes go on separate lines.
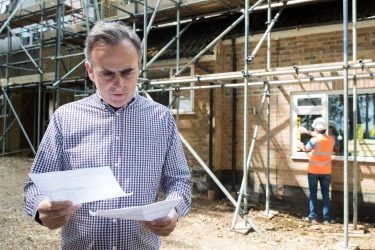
top-left (116, 113), bottom-right (120, 116)
top-left (112, 247), bottom-right (117, 250)
top-left (114, 163), bottom-right (119, 167)
top-left (116, 136), bottom-right (120, 140)
top-left (113, 218), bottom-right (117, 223)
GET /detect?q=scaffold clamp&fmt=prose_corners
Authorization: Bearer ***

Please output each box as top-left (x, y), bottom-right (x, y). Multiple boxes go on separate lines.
top-left (293, 65), bottom-right (299, 75)
top-left (241, 70), bottom-right (251, 78)
top-left (246, 56), bottom-right (254, 62)
top-left (195, 75), bottom-right (202, 83)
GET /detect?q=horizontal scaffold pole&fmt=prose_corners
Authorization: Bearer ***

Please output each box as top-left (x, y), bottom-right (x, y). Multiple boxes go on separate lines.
top-left (146, 62), bottom-right (375, 86)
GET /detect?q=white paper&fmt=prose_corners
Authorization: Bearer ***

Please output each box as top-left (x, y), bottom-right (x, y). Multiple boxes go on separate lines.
top-left (89, 197), bottom-right (182, 221)
top-left (29, 167), bottom-right (132, 204)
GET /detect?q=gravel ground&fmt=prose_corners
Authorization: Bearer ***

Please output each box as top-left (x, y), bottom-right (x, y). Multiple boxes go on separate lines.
top-left (1, 155), bottom-right (375, 250)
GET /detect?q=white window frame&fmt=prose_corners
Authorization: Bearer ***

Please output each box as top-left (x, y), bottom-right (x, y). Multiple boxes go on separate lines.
top-left (170, 67), bottom-right (195, 114)
top-left (291, 93), bottom-right (327, 157)
top-left (147, 66), bottom-right (195, 114)
top-left (0, 95), bottom-right (10, 118)
top-left (291, 90), bottom-right (375, 162)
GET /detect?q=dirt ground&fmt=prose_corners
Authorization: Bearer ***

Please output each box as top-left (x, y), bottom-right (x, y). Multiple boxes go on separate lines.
top-left (1, 155), bottom-right (374, 250)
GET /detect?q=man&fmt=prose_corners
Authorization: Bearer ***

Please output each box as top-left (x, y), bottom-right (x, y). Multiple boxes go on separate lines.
top-left (24, 21), bottom-right (191, 249)
top-left (298, 117), bottom-right (335, 224)
top-left (298, 119), bottom-right (341, 155)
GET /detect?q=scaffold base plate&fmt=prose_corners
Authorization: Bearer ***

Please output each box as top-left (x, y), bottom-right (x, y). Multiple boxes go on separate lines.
top-left (256, 210), bottom-right (279, 220)
top-left (332, 242), bottom-right (359, 250)
top-left (230, 221), bottom-right (252, 235)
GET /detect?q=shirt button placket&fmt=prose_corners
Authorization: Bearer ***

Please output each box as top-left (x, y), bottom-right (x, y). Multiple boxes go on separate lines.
top-left (113, 112), bottom-right (120, 250)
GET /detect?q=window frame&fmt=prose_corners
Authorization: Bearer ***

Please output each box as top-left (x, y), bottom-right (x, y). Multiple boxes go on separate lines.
top-left (291, 89), bottom-right (375, 162)
top-left (147, 66), bottom-right (195, 114)
top-left (0, 95), bottom-right (10, 118)
top-left (169, 67), bottom-right (195, 114)
top-left (291, 93), bottom-right (327, 157)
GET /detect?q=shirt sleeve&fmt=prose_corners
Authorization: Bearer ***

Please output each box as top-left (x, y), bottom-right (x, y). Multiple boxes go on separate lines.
top-left (24, 109), bottom-right (64, 222)
top-left (305, 138), bottom-right (316, 151)
top-left (161, 112), bottom-right (192, 220)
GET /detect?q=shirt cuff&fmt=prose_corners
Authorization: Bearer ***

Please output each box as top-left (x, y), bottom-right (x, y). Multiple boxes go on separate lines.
top-left (32, 195), bottom-right (46, 226)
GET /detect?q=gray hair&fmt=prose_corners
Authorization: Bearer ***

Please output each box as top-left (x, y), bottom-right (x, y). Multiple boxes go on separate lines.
top-left (84, 21), bottom-right (142, 65)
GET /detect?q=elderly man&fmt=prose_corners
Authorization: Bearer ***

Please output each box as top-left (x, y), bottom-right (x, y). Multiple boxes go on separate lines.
top-left (298, 117), bottom-right (335, 224)
top-left (24, 21), bottom-right (191, 249)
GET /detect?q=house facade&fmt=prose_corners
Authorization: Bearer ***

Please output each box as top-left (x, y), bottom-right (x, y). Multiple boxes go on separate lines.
top-left (0, 0), bottom-right (374, 221)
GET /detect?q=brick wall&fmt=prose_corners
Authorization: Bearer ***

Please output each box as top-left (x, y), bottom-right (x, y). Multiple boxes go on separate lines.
top-left (203, 24), bottom-right (375, 220)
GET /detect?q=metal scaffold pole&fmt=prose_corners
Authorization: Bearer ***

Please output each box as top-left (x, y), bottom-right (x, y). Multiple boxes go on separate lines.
top-left (265, 0), bottom-right (272, 216)
top-left (231, 0), bottom-right (260, 233)
top-left (342, 0), bottom-right (350, 247)
top-left (352, 0), bottom-right (358, 230)
top-left (142, 0), bottom-right (148, 79)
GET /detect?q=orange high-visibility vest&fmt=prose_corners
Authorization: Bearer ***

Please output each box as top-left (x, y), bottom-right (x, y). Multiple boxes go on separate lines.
top-left (308, 134), bottom-right (334, 174)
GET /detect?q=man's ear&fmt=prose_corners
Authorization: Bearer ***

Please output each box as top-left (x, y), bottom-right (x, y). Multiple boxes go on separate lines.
top-left (85, 61), bottom-right (94, 81)
top-left (138, 62), bottom-right (142, 76)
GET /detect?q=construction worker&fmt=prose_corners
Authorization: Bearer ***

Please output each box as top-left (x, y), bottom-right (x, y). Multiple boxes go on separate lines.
top-left (299, 119), bottom-right (341, 155)
top-left (298, 117), bottom-right (336, 224)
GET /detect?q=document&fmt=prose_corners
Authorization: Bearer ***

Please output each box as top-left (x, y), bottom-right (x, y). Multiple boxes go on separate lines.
top-left (28, 167), bottom-right (132, 204)
top-left (89, 197), bottom-right (182, 221)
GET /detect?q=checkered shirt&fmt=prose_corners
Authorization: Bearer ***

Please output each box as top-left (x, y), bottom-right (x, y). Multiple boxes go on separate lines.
top-left (24, 91), bottom-right (192, 250)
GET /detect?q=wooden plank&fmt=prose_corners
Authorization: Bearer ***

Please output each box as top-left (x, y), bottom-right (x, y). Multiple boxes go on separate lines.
top-left (0, 1), bottom-right (70, 32)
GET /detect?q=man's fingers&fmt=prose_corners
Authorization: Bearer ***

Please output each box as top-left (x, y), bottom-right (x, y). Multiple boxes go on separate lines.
top-left (38, 200), bottom-right (73, 212)
top-left (40, 204), bottom-right (80, 220)
top-left (43, 214), bottom-right (72, 230)
top-left (37, 199), bottom-right (81, 230)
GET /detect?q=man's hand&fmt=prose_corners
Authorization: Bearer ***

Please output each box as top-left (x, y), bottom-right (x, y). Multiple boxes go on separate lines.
top-left (139, 208), bottom-right (178, 236)
top-left (298, 126), bottom-right (308, 134)
top-left (298, 141), bottom-right (306, 151)
top-left (37, 199), bottom-right (81, 230)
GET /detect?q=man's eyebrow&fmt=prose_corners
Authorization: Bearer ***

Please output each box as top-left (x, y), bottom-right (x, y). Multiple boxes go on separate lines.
top-left (120, 68), bottom-right (134, 74)
top-left (100, 69), bottom-right (115, 73)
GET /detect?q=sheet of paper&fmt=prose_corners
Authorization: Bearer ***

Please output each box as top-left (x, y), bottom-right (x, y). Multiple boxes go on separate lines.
top-left (29, 167), bottom-right (132, 204)
top-left (89, 197), bottom-right (182, 221)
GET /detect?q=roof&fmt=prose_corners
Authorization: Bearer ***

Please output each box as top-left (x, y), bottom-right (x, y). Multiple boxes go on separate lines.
top-left (143, 0), bottom-right (375, 60)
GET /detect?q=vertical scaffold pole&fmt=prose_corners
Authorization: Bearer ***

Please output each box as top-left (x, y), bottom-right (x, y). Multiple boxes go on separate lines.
top-left (142, 0), bottom-right (148, 79)
top-left (352, 0), bottom-right (358, 230)
top-left (265, 0), bottom-right (272, 215)
top-left (342, 0), bottom-right (349, 247)
top-left (231, 0), bottom-right (250, 229)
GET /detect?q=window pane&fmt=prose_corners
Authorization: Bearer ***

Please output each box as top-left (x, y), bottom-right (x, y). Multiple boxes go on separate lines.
top-left (147, 69), bottom-right (170, 107)
top-left (297, 98), bottom-right (322, 107)
top-left (329, 93), bottom-right (375, 157)
top-left (297, 114), bottom-right (321, 152)
top-left (172, 68), bottom-right (193, 112)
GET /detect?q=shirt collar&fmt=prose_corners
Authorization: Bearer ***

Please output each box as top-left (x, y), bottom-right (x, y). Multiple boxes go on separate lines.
top-left (94, 90), bottom-right (139, 111)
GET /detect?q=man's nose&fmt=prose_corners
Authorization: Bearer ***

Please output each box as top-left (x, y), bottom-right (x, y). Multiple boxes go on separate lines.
top-left (113, 73), bottom-right (125, 87)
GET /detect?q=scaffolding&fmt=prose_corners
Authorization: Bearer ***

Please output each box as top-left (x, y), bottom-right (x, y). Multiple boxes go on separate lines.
top-left (0, 0), bottom-right (374, 248)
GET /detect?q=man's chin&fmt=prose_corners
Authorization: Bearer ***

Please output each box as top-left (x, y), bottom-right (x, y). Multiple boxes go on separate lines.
top-left (109, 98), bottom-right (129, 108)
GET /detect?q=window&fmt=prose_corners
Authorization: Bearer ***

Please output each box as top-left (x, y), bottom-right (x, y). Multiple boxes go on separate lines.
top-left (0, 95), bottom-right (10, 118)
top-left (147, 67), bottom-right (194, 113)
top-left (292, 93), bottom-right (326, 154)
top-left (291, 90), bottom-right (375, 159)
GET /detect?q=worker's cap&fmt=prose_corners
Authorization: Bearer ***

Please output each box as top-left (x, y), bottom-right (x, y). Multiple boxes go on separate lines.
top-left (312, 117), bottom-right (327, 131)
top-left (328, 120), bottom-right (337, 129)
